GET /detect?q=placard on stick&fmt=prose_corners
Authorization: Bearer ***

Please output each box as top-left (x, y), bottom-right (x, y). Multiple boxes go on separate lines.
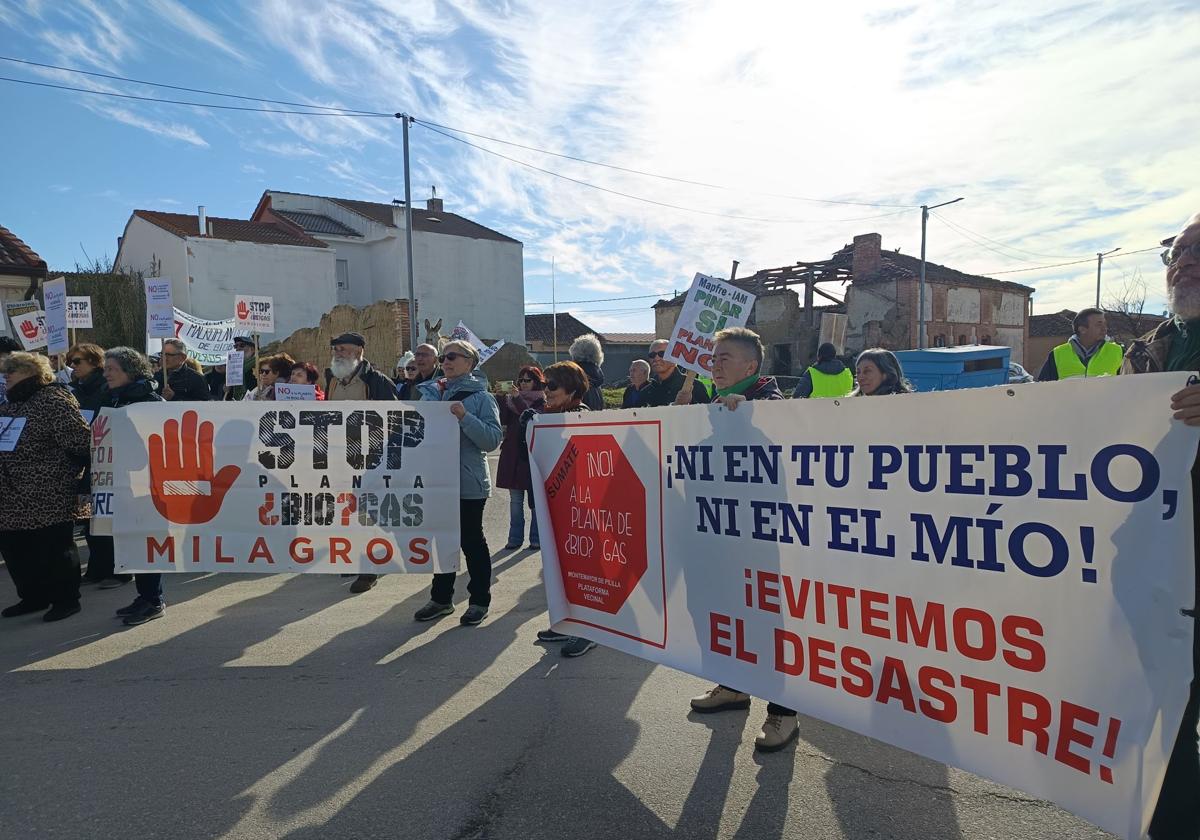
top-left (665, 273), bottom-right (757, 376)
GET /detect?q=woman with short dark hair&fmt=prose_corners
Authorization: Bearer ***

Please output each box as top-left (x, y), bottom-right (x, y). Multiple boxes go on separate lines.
top-left (289, 362), bottom-right (326, 400)
top-left (497, 365), bottom-right (546, 549)
top-left (526, 361), bottom-right (598, 657)
top-left (244, 354), bottom-right (295, 401)
top-left (0, 352), bottom-right (91, 622)
top-left (67, 342), bottom-right (107, 415)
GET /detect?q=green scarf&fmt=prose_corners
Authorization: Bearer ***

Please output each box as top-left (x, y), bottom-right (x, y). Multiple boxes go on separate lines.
top-left (716, 374), bottom-right (759, 398)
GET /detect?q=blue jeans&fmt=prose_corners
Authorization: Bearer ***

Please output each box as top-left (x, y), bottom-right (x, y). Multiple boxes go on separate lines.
top-left (507, 488), bottom-right (539, 547)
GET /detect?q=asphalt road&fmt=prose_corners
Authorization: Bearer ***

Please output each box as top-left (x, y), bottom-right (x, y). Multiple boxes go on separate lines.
top-left (0, 466), bottom-right (1115, 840)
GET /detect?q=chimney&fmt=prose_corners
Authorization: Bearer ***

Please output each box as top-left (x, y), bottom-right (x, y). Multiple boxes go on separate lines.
top-left (852, 232), bottom-right (882, 279)
top-left (197, 205), bottom-right (207, 236)
top-left (207, 220), bottom-right (214, 237)
top-left (426, 197), bottom-right (443, 213)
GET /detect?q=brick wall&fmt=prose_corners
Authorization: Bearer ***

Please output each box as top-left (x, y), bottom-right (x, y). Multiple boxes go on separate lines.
top-left (264, 300), bottom-right (411, 373)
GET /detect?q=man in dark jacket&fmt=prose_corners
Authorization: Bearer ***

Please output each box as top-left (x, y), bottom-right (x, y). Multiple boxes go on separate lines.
top-left (1122, 212), bottom-right (1200, 840)
top-left (686, 327), bottom-right (795, 751)
top-left (793, 342), bottom-right (853, 398)
top-left (155, 338), bottom-right (209, 401)
top-left (323, 332), bottom-right (401, 402)
top-left (410, 343), bottom-right (442, 391)
top-left (622, 359), bottom-right (652, 408)
top-left (324, 332), bottom-right (397, 593)
top-left (642, 339), bottom-right (709, 407)
top-left (223, 335), bottom-right (257, 401)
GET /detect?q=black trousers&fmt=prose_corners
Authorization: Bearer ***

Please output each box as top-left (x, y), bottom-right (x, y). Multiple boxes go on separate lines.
top-left (0, 521), bottom-right (80, 608)
top-left (83, 524), bottom-right (115, 580)
top-left (431, 498), bottom-right (491, 607)
top-left (1150, 633), bottom-right (1199, 840)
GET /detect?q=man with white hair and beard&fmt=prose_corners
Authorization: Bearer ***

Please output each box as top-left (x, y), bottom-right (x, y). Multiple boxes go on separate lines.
top-left (1122, 213), bottom-right (1200, 840)
top-left (323, 332), bottom-right (398, 593)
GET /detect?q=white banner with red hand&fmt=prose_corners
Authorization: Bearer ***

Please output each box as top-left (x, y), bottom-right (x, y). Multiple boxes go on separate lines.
top-left (527, 374), bottom-right (1198, 840)
top-left (109, 402), bottom-right (461, 574)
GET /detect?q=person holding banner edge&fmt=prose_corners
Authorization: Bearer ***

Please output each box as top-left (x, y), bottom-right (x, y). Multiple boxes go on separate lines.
top-left (414, 339), bottom-right (502, 626)
top-left (1122, 212), bottom-right (1200, 840)
top-left (0, 352), bottom-right (90, 622)
top-left (688, 328), bottom-right (797, 750)
top-left (101, 346), bottom-right (168, 625)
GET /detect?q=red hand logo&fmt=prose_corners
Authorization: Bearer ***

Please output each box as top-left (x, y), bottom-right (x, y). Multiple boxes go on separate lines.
top-left (92, 414), bottom-right (110, 447)
top-left (20, 320), bottom-right (38, 339)
top-left (148, 410), bottom-right (241, 524)
top-left (236, 300), bottom-right (250, 321)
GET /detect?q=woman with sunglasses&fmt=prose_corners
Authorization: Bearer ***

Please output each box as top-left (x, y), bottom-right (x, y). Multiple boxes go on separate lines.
top-left (497, 365), bottom-right (546, 550)
top-left (394, 351), bottom-right (419, 400)
top-left (66, 343), bottom-right (108, 416)
top-left (413, 340), bottom-right (503, 626)
top-left (525, 361), bottom-right (599, 658)
top-left (243, 354), bottom-right (295, 401)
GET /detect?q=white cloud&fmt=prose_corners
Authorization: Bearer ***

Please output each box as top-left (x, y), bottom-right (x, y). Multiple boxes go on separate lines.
top-left (145, 0), bottom-right (250, 63)
top-left (87, 103), bottom-right (209, 147)
top-left (242, 163), bottom-right (265, 174)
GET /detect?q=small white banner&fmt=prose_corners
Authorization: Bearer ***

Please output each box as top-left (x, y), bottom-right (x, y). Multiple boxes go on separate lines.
top-left (43, 276), bottom-right (69, 354)
top-left (665, 273), bottom-right (757, 376)
top-left (274, 383), bottom-right (315, 401)
top-left (145, 278), bottom-right (175, 339)
top-left (225, 351), bottom-right (245, 387)
top-left (66, 296), bottom-right (93, 329)
top-left (234, 294), bottom-right (275, 334)
top-left (12, 310), bottom-right (47, 351)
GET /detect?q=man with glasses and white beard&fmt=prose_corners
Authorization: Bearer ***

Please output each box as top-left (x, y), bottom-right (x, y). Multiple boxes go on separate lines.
top-left (1121, 213), bottom-right (1200, 840)
top-left (323, 332), bottom-right (398, 593)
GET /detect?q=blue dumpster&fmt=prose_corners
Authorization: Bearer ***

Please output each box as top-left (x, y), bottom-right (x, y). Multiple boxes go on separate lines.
top-left (893, 345), bottom-right (1012, 392)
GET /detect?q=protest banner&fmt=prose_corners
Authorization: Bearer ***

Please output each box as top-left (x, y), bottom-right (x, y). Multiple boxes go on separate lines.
top-left (66, 296), bottom-right (93, 329)
top-left (43, 276), bottom-right (69, 354)
top-left (109, 401), bottom-right (460, 574)
top-left (172, 308), bottom-right (237, 366)
top-left (5, 299), bottom-right (38, 337)
top-left (12, 309), bottom-right (47, 351)
top-left (234, 294), bottom-right (275, 334)
top-left (527, 374), bottom-right (1198, 840)
top-left (665, 273), bottom-right (757, 375)
top-left (274, 383), bottom-right (316, 401)
top-left (0, 416), bottom-right (26, 451)
top-left (144, 278), bottom-right (175, 339)
top-left (90, 410), bottom-right (116, 537)
top-left (450, 320), bottom-right (506, 364)
top-left (225, 350), bottom-right (244, 387)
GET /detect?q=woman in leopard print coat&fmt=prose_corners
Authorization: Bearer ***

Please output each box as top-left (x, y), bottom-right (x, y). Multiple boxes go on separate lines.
top-left (0, 352), bottom-right (91, 622)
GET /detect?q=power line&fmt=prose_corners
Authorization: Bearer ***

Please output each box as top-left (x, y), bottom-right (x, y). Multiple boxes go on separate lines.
top-left (930, 212), bottom-right (1051, 265)
top-left (0, 74), bottom-right (398, 117)
top-left (0, 54), bottom-right (394, 116)
top-left (981, 245), bottom-right (1161, 275)
top-left (413, 118), bottom-right (915, 209)
top-left (930, 211), bottom-right (1080, 260)
top-left (417, 122), bottom-right (913, 225)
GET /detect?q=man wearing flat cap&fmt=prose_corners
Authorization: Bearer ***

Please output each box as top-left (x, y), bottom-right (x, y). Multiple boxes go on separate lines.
top-left (325, 332), bottom-right (397, 593)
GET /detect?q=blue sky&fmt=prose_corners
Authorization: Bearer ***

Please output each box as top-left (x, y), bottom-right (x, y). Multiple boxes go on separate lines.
top-left (1, 0), bottom-right (1198, 335)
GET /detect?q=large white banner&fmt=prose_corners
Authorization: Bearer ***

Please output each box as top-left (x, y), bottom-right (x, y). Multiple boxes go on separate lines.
top-left (109, 402), bottom-right (461, 574)
top-left (172, 308), bottom-right (237, 366)
top-left (528, 374), bottom-right (1198, 840)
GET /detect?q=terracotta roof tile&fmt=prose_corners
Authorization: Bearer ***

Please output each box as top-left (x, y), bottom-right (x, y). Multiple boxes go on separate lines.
top-left (0, 224), bottom-right (48, 276)
top-left (134, 210), bottom-right (327, 248)
top-left (602, 332), bottom-right (656, 345)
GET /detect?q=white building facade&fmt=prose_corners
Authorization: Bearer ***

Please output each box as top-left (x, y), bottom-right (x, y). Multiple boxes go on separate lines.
top-left (254, 191), bottom-right (525, 344)
top-left (114, 210), bottom-right (336, 339)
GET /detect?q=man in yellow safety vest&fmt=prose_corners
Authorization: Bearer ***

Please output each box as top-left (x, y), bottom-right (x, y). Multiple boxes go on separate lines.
top-left (1036, 308), bottom-right (1123, 381)
top-left (792, 342), bottom-right (853, 398)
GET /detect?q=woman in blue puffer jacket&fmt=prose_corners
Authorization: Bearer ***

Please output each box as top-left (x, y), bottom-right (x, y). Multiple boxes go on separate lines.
top-left (413, 340), bottom-right (503, 626)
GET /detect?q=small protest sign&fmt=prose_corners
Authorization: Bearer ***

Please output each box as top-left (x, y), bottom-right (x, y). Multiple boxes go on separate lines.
top-left (144, 278), bottom-right (175, 339)
top-left (665, 273), bottom-right (757, 375)
top-left (225, 351), bottom-right (245, 387)
top-left (234, 295), bottom-right (274, 334)
top-left (66, 296), bottom-right (93, 329)
top-left (274, 383), bottom-right (315, 401)
top-left (43, 276), bottom-right (69, 354)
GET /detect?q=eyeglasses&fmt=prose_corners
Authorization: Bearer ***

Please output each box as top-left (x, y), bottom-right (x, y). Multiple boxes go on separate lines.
top-left (438, 352), bottom-right (466, 363)
top-left (1162, 242), bottom-right (1200, 267)
top-left (162, 351), bottom-right (184, 358)
top-left (405, 366), bottom-right (418, 372)
top-left (648, 350), bottom-right (666, 359)
top-left (67, 357), bottom-right (84, 366)
top-left (517, 377), bottom-right (534, 383)
top-left (544, 382), bottom-right (563, 392)
top-left (258, 368), bottom-right (272, 375)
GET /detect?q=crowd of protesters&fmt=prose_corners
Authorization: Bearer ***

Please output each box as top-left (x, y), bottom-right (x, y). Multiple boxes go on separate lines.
top-left (0, 212), bottom-right (1196, 839)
